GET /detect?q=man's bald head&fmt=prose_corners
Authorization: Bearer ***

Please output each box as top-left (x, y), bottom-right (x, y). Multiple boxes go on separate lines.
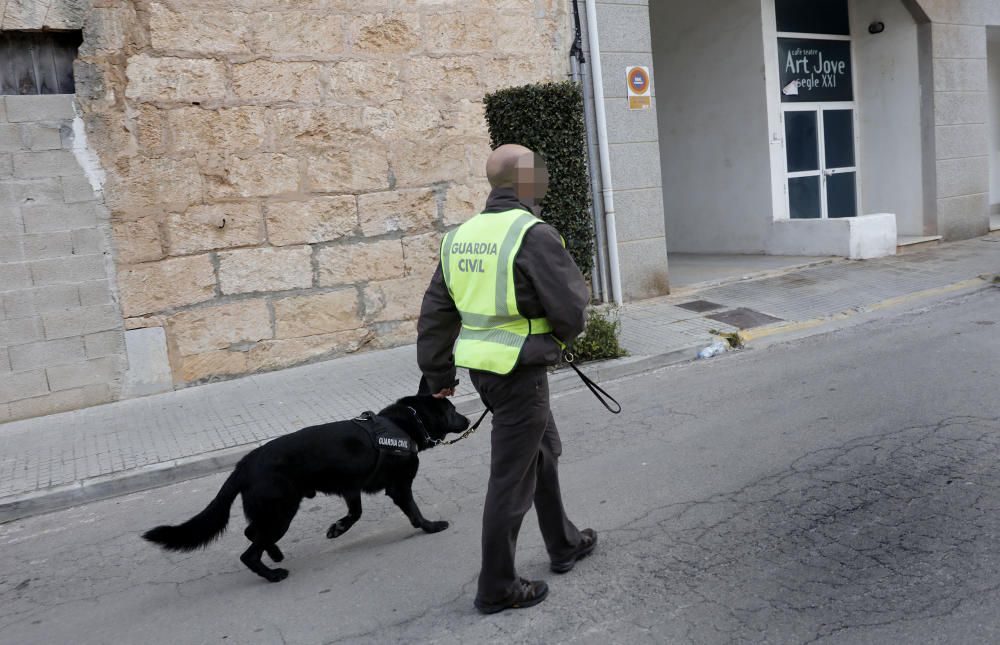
top-left (486, 144), bottom-right (533, 188)
top-left (486, 144), bottom-right (549, 207)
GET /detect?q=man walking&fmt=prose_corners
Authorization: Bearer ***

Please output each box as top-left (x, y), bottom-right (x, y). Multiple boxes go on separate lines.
top-left (417, 144), bottom-right (597, 614)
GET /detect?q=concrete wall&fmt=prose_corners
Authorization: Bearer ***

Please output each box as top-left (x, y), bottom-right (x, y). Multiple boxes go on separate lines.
top-left (988, 28), bottom-right (1000, 213)
top-left (650, 0), bottom-right (773, 254)
top-left (581, 0), bottom-right (670, 300)
top-left (851, 0), bottom-right (926, 235)
top-left (0, 95), bottom-right (126, 423)
top-left (912, 0), bottom-right (993, 239)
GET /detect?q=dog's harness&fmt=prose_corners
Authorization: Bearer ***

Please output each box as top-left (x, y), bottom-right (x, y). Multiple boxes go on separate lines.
top-left (352, 412), bottom-right (417, 487)
top-left (352, 412), bottom-right (418, 456)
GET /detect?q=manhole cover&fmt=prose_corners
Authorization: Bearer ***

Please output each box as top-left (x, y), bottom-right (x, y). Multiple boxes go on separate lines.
top-left (707, 307), bottom-right (783, 329)
top-left (676, 299), bottom-right (723, 313)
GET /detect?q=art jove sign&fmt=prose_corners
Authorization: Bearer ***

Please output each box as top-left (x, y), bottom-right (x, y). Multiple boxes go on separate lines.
top-left (778, 38), bottom-right (853, 102)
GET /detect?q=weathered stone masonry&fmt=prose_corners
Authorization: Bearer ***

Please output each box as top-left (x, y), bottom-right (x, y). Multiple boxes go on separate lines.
top-left (0, 0), bottom-right (571, 420)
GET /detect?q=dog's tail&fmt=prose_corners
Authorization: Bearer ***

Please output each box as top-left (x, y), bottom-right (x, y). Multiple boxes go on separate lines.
top-left (142, 463), bottom-right (244, 552)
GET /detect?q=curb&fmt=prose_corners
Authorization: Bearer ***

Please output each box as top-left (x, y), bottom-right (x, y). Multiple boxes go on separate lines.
top-left (736, 277), bottom-right (991, 345)
top-left (0, 443), bottom-right (264, 525)
top-left (0, 342), bottom-right (705, 525)
top-left (3, 273), bottom-right (993, 525)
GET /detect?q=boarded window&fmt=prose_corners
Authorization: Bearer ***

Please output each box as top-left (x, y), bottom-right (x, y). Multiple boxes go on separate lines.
top-left (0, 31), bottom-right (83, 95)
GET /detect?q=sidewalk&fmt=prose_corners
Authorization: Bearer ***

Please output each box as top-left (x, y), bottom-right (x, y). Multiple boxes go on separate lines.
top-left (1, 235), bottom-right (997, 522)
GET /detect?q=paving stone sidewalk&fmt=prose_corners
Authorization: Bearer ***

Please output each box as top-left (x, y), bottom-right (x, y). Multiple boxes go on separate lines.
top-left (1, 235), bottom-right (997, 520)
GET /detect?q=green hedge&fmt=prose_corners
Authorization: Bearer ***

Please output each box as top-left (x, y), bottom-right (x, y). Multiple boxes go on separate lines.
top-left (483, 81), bottom-right (594, 275)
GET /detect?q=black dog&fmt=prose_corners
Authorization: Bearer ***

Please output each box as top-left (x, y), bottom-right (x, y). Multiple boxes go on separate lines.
top-left (143, 386), bottom-right (468, 582)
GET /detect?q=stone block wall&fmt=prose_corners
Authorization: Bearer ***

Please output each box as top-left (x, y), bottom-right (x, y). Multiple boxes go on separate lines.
top-left (65, 0), bottom-right (570, 387)
top-left (0, 94), bottom-right (126, 422)
top-left (1, 0), bottom-right (85, 30)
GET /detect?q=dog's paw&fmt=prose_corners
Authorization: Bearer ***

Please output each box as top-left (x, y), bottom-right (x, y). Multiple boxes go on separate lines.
top-left (326, 521), bottom-right (349, 539)
top-left (422, 520), bottom-right (449, 534)
top-left (264, 568), bottom-right (289, 583)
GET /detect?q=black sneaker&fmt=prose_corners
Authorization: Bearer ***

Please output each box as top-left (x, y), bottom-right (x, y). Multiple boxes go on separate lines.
top-left (550, 528), bottom-right (597, 573)
top-left (474, 578), bottom-right (549, 615)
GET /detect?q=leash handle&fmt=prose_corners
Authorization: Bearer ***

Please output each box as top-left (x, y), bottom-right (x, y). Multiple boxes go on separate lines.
top-left (566, 360), bottom-right (622, 414)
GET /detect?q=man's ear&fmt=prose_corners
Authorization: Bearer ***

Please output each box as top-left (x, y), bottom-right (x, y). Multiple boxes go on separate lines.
top-left (417, 375), bottom-right (431, 396)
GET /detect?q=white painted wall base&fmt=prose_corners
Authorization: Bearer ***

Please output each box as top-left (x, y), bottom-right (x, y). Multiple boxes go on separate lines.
top-left (768, 213), bottom-right (898, 260)
top-left (122, 327), bottom-right (173, 398)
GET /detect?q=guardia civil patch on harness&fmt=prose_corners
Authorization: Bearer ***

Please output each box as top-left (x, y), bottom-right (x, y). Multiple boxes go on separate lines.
top-left (353, 412), bottom-right (417, 457)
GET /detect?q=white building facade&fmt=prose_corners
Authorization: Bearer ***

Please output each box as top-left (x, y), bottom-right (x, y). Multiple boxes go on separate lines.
top-left (585, 0), bottom-right (997, 299)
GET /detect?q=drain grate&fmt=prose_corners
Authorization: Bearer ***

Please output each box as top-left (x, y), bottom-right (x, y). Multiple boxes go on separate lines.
top-left (707, 307), bottom-right (783, 329)
top-left (676, 300), bottom-right (724, 313)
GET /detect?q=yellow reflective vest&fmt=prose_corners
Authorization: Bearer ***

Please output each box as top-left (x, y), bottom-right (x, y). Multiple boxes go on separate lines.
top-left (441, 208), bottom-right (560, 375)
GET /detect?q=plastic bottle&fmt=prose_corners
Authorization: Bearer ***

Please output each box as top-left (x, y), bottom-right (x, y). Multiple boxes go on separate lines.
top-left (696, 339), bottom-right (729, 360)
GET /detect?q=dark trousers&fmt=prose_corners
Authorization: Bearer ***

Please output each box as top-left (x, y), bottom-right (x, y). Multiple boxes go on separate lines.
top-left (470, 365), bottom-right (582, 602)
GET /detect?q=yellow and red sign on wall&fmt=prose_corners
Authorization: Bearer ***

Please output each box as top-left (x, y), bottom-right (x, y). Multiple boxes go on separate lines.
top-left (626, 66), bottom-right (650, 110)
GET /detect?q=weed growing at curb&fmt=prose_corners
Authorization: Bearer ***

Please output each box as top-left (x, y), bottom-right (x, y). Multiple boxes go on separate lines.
top-left (564, 307), bottom-right (628, 364)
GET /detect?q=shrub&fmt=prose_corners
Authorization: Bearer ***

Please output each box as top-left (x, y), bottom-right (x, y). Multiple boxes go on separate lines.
top-left (567, 307), bottom-right (628, 364)
top-left (483, 80), bottom-right (594, 275)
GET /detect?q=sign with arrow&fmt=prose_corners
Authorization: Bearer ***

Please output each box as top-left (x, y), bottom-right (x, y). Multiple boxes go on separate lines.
top-left (778, 38), bottom-right (853, 103)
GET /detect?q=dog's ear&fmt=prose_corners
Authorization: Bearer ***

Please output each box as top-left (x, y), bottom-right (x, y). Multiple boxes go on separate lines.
top-left (417, 375), bottom-right (431, 396)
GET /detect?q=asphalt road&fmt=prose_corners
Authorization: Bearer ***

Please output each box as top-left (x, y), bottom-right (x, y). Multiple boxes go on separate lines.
top-left (1, 287), bottom-right (998, 645)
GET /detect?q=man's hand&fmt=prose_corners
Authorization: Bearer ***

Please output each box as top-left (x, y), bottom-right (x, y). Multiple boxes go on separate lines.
top-left (433, 388), bottom-right (455, 399)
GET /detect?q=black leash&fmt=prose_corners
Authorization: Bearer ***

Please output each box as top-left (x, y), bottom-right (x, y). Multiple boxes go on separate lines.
top-left (439, 350), bottom-right (622, 447)
top-left (439, 406), bottom-right (491, 446)
top-left (563, 353), bottom-right (622, 414)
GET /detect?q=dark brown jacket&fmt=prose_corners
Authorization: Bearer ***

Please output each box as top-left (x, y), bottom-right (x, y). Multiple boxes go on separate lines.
top-left (417, 187), bottom-right (591, 393)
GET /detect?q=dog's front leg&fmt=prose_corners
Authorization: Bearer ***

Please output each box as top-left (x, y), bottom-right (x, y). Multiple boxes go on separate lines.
top-left (386, 480), bottom-right (448, 534)
top-left (326, 492), bottom-right (362, 539)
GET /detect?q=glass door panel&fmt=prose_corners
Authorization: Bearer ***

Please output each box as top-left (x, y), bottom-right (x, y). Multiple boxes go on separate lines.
top-left (827, 171), bottom-right (857, 218)
top-left (789, 176), bottom-right (821, 218)
top-left (784, 111), bottom-right (819, 172)
top-left (823, 109), bottom-right (855, 168)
